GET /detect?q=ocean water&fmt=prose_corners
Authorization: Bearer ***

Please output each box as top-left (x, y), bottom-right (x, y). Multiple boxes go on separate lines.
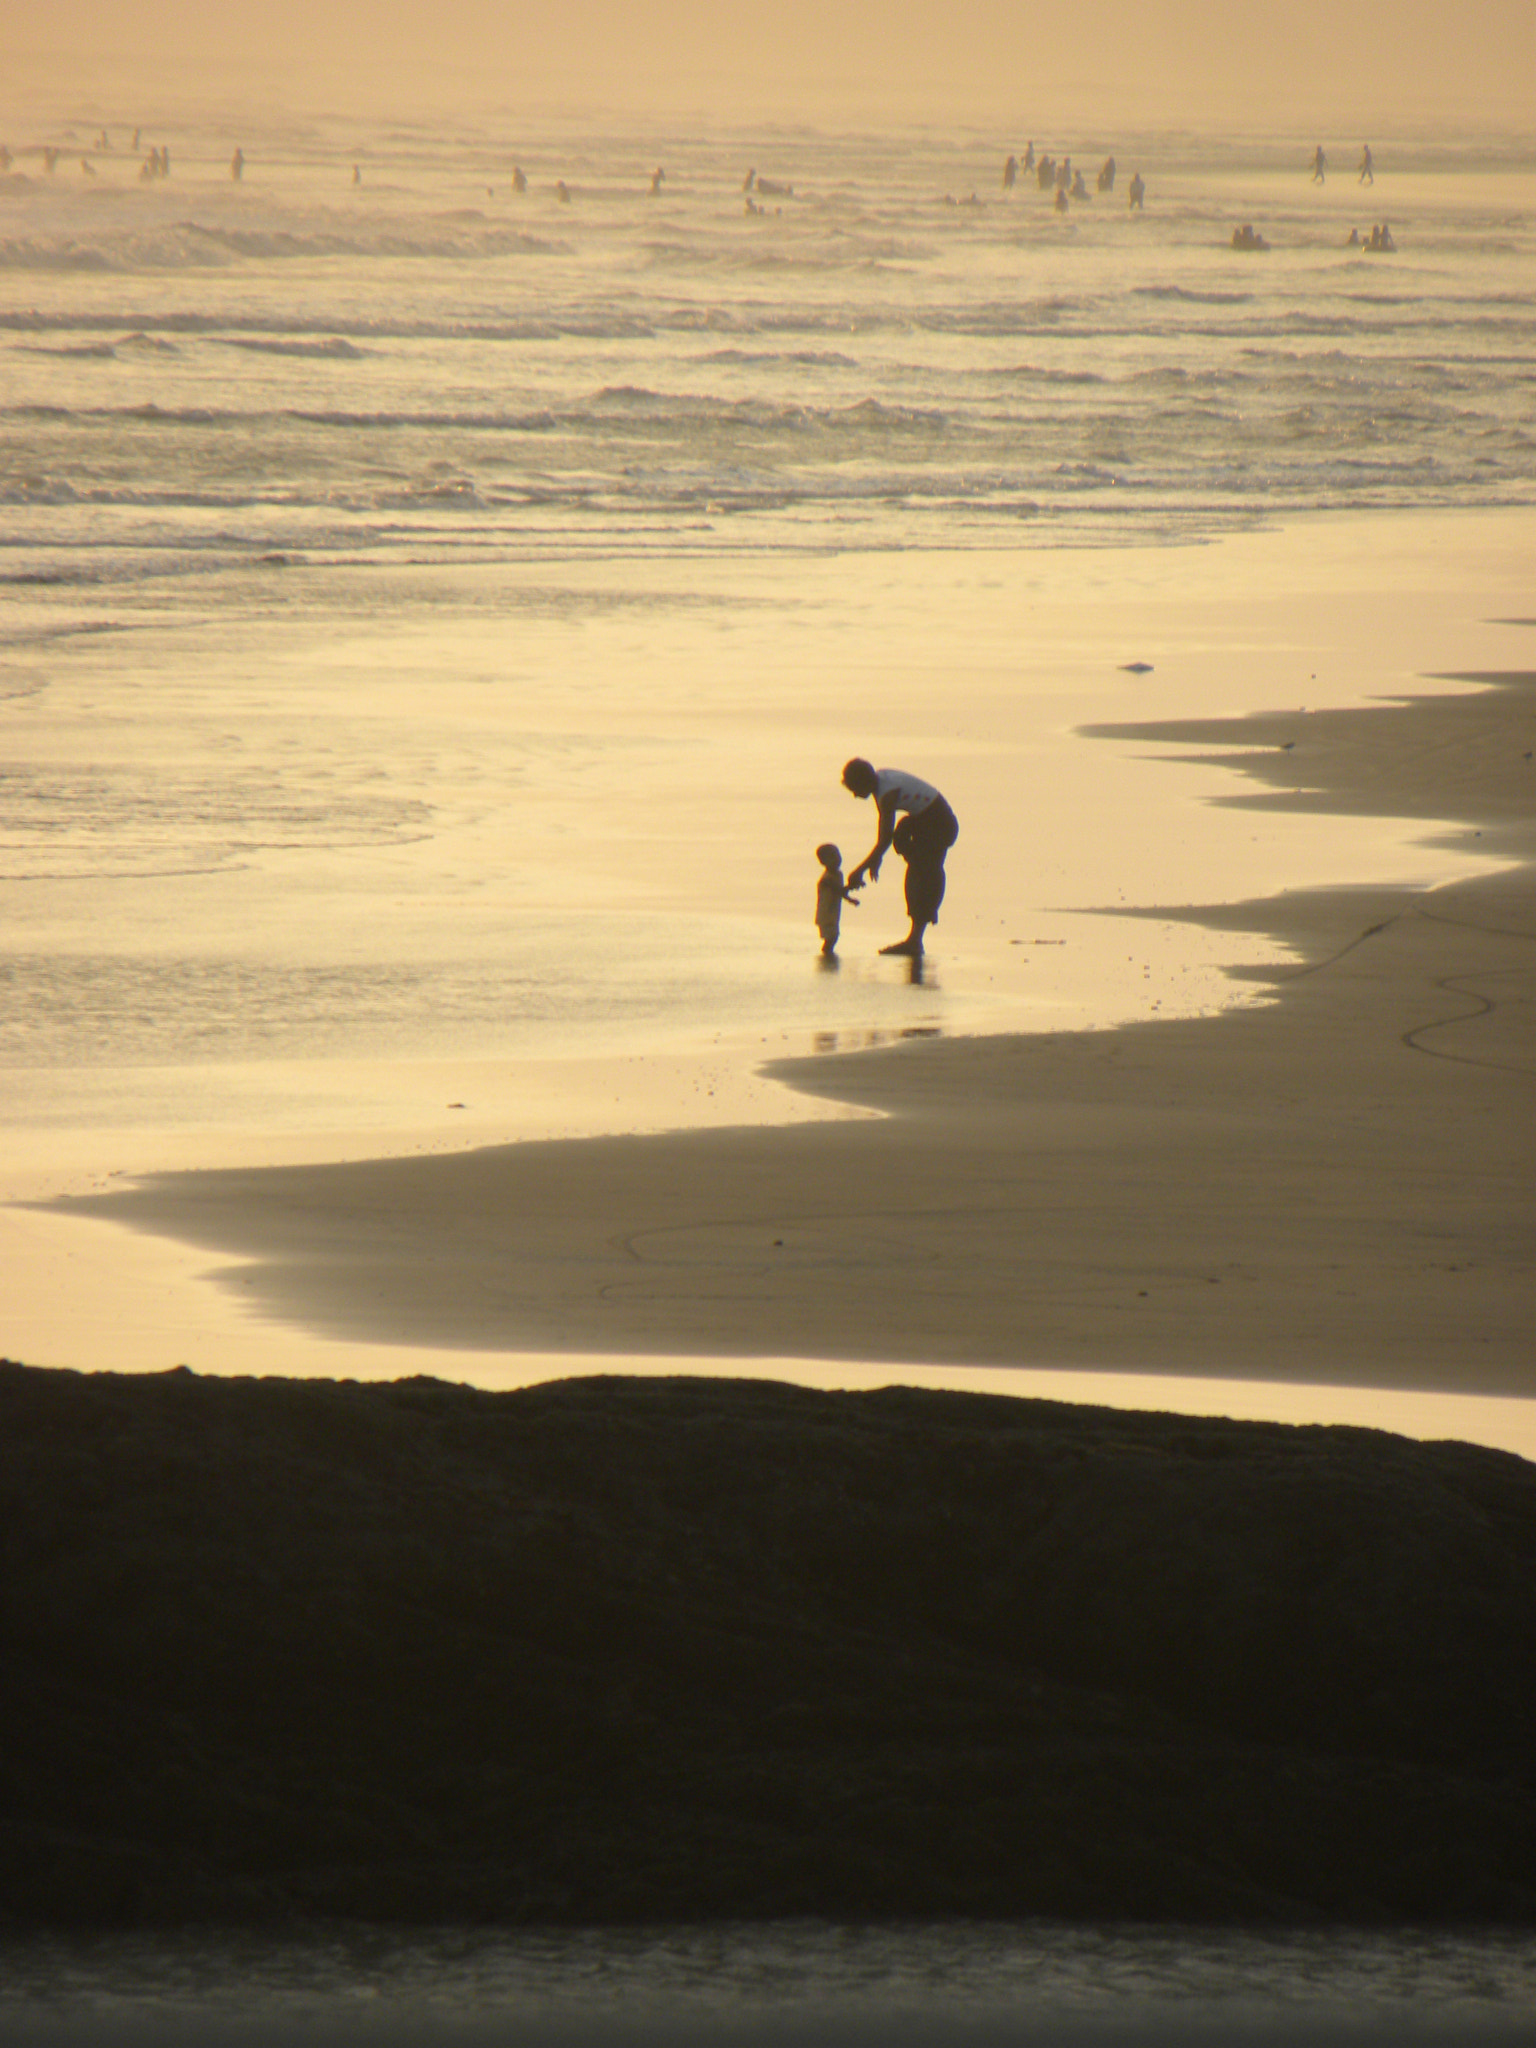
top-left (3, 114), bottom-right (1532, 1114)
top-left (3, 1919), bottom-right (1536, 2041)
top-left (3, 120), bottom-right (1533, 570)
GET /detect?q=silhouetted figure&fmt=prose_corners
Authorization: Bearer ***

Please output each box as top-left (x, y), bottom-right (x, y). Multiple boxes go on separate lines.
top-left (43, 146), bottom-right (59, 173)
top-left (1359, 144), bottom-right (1374, 184)
top-left (814, 843), bottom-right (859, 956)
top-left (1311, 144), bottom-right (1327, 183)
top-left (0, 145), bottom-right (12, 173)
top-left (1128, 171), bottom-right (1145, 209)
top-left (1346, 225), bottom-right (1361, 246)
top-left (131, 128), bottom-right (140, 151)
top-left (555, 179), bottom-right (570, 203)
top-left (230, 147), bottom-right (244, 181)
top-left (511, 165), bottom-right (527, 193)
top-left (1098, 155), bottom-right (1116, 192)
top-left (1070, 169), bottom-right (1090, 200)
top-left (1054, 186), bottom-right (1068, 213)
top-left (1022, 140), bottom-right (1035, 171)
top-left (80, 156), bottom-right (96, 176)
top-left (842, 759), bottom-right (959, 957)
top-left (1037, 155), bottom-right (1054, 190)
top-left (353, 163), bottom-right (362, 185)
top-left (743, 167), bottom-right (756, 192)
top-left (1231, 222), bottom-right (1268, 250)
top-left (650, 166), bottom-right (664, 195)
top-left (1002, 153), bottom-right (1017, 190)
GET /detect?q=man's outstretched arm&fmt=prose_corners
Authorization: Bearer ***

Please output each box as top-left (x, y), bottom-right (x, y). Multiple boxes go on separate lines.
top-left (848, 798), bottom-right (897, 888)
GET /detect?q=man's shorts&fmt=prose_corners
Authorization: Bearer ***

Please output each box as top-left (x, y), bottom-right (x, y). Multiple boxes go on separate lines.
top-left (892, 797), bottom-right (958, 924)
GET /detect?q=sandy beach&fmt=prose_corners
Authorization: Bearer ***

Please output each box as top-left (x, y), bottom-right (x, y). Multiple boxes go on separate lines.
top-left (17, 510), bottom-right (1532, 1424)
top-left (6, 67), bottom-right (1536, 1981)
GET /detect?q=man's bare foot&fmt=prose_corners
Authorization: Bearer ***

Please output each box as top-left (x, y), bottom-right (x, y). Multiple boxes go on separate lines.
top-left (880, 937), bottom-right (923, 957)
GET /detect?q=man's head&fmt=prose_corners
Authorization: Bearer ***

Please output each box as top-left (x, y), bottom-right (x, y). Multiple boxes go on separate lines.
top-left (841, 757), bottom-right (877, 799)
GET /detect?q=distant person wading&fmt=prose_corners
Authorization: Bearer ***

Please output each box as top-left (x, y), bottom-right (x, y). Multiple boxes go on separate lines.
top-left (841, 758), bottom-right (959, 957)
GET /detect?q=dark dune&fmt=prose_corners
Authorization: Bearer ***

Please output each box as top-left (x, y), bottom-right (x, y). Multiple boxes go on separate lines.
top-left (5, 1362), bottom-right (1536, 1930)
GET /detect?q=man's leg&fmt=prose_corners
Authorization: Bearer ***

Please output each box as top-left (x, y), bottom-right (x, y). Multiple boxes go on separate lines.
top-left (879, 848), bottom-right (944, 955)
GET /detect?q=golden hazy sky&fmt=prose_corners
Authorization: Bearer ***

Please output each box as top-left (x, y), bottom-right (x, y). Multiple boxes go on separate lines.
top-left (8, 0), bottom-right (1534, 130)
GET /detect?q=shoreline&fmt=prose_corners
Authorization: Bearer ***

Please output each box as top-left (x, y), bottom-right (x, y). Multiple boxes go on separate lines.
top-left (46, 659), bottom-right (1536, 1403)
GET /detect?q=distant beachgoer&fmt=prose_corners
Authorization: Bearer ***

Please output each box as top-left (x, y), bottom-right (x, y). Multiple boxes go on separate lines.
top-left (650, 166), bottom-right (664, 195)
top-left (743, 167), bottom-right (756, 192)
top-left (230, 147), bottom-right (244, 181)
top-left (511, 165), bottom-right (527, 193)
top-left (1098, 155), bottom-right (1116, 192)
top-left (0, 145), bottom-right (12, 173)
top-left (1003, 153), bottom-right (1018, 190)
top-left (1346, 225), bottom-right (1360, 246)
top-left (1023, 140), bottom-right (1035, 172)
top-left (555, 179), bottom-right (570, 203)
top-left (1311, 144), bottom-right (1327, 184)
top-left (353, 163), bottom-right (362, 185)
top-left (131, 128), bottom-right (140, 152)
top-left (80, 157), bottom-right (96, 176)
top-left (1037, 155), bottom-right (1054, 190)
top-left (841, 759), bottom-right (959, 957)
top-left (1359, 144), bottom-right (1374, 184)
top-left (814, 844), bottom-right (859, 957)
top-left (1128, 171), bottom-right (1145, 209)
top-left (1054, 186), bottom-right (1069, 213)
top-left (1070, 170), bottom-right (1090, 200)
top-left (44, 147), bottom-right (59, 173)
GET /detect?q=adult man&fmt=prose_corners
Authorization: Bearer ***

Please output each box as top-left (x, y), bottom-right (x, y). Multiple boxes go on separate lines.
top-left (841, 757), bottom-right (959, 957)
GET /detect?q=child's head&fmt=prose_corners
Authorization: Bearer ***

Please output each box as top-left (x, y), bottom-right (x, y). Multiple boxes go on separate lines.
top-left (816, 842), bottom-right (842, 872)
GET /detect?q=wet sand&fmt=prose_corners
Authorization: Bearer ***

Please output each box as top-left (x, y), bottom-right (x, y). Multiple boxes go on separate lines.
top-left (51, 656), bottom-right (1536, 1400)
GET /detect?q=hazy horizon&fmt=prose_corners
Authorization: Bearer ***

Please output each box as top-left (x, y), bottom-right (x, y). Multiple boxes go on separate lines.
top-left (7, 0), bottom-right (1535, 135)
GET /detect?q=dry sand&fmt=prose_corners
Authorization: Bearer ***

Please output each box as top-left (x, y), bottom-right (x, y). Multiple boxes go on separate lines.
top-left (51, 654), bottom-right (1536, 1402)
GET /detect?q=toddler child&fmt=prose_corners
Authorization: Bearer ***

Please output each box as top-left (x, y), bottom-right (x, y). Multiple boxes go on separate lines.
top-left (815, 842), bottom-right (859, 956)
